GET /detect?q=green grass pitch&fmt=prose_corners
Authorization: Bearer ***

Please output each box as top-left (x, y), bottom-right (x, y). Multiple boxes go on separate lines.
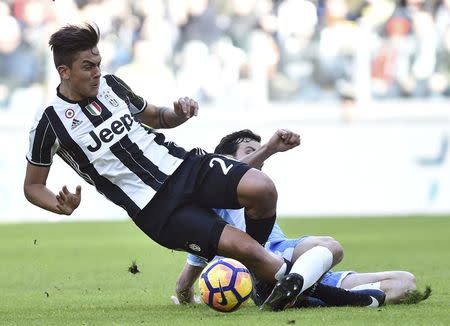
top-left (1, 216), bottom-right (449, 325)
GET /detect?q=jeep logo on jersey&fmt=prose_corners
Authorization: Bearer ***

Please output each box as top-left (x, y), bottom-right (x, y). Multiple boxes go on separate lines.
top-left (86, 113), bottom-right (134, 152)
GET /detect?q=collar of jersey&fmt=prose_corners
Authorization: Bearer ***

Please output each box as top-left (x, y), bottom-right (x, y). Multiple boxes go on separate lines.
top-left (57, 85), bottom-right (92, 106)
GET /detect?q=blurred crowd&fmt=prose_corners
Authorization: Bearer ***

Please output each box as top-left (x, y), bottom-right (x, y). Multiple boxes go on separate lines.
top-left (1, 0), bottom-right (450, 110)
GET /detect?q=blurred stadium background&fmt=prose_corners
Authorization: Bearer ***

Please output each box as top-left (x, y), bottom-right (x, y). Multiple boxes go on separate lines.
top-left (0, 0), bottom-right (449, 222)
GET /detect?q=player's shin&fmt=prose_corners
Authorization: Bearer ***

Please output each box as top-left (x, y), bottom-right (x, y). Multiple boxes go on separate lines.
top-left (290, 246), bottom-right (333, 293)
top-left (217, 225), bottom-right (283, 284)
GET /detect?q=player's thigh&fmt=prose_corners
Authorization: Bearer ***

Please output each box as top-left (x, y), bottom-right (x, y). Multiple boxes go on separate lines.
top-left (194, 154), bottom-right (250, 208)
top-left (156, 204), bottom-right (228, 261)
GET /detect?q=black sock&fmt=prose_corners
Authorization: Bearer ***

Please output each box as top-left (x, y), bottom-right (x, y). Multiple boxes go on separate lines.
top-left (244, 212), bottom-right (276, 246)
top-left (304, 283), bottom-right (373, 307)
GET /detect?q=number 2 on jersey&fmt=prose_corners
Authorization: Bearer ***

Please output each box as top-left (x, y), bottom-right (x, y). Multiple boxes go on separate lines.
top-left (209, 157), bottom-right (233, 175)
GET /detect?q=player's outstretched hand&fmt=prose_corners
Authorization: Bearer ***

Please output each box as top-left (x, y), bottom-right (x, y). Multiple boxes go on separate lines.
top-left (56, 185), bottom-right (81, 215)
top-left (267, 129), bottom-right (301, 153)
top-left (173, 97), bottom-right (198, 119)
top-left (170, 293), bottom-right (201, 305)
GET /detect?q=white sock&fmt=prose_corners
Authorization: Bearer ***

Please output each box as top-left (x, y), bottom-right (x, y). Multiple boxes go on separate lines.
top-left (290, 246), bottom-right (333, 293)
top-left (350, 282), bottom-right (381, 291)
top-left (274, 263), bottom-right (287, 281)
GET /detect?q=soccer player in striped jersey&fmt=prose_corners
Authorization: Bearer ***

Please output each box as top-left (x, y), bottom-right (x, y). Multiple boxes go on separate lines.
top-left (23, 23), bottom-right (306, 309)
top-left (172, 129), bottom-right (419, 307)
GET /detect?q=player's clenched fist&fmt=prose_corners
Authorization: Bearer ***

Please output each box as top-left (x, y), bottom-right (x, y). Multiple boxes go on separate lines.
top-left (267, 129), bottom-right (301, 153)
top-left (174, 97), bottom-right (198, 119)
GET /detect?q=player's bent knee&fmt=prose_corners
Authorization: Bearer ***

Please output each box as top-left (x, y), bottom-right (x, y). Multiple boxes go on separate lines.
top-left (252, 175), bottom-right (278, 209)
top-left (237, 170), bottom-right (278, 215)
top-left (329, 238), bottom-right (344, 264)
top-left (263, 179), bottom-right (277, 204)
top-left (313, 236), bottom-right (344, 264)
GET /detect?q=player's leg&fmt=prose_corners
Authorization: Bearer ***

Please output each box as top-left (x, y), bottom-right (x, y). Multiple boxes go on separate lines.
top-left (194, 155), bottom-right (278, 245)
top-left (258, 237), bottom-right (336, 306)
top-left (263, 276), bottom-right (386, 310)
top-left (236, 168), bottom-right (278, 245)
top-left (340, 271), bottom-right (417, 303)
top-left (217, 224), bottom-right (285, 283)
top-left (250, 240), bottom-right (385, 310)
top-left (144, 200), bottom-right (286, 286)
top-left (263, 237), bottom-right (339, 310)
top-left (218, 226), bottom-right (361, 311)
top-left (221, 233), bottom-right (385, 310)
top-left (291, 236), bottom-right (344, 267)
top-left (298, 283), bottom-right (386, 308)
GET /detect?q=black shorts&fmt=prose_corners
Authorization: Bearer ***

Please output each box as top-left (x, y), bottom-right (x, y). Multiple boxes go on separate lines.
top-left (133, 152), bottom-right (251, 260)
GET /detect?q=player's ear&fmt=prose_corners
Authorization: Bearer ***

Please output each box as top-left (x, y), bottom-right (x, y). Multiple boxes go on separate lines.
top-left (57, 65), bottom-right (70, 80)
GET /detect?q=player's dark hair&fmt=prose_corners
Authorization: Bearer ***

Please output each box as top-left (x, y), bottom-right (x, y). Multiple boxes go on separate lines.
top-left (49, 23), bottom-right (100, 68)
top-left (214, 129), bottom-right (261, 155)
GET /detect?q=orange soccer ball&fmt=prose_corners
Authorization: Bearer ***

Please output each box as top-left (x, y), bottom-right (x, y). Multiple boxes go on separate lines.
top-left (198, 258), bottom-right (253, 312)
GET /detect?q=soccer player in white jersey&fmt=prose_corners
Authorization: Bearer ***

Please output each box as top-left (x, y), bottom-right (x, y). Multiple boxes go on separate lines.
top-left (172, 129), bottom-right (419, 306)
top-left (23, 23), bottom-right (391, 311)
top-left (23, 23), bottom-right (310, 311)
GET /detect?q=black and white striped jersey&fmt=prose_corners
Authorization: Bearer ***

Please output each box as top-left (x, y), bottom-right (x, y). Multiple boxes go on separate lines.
top-left (26, 73), bottom-right (188, 217)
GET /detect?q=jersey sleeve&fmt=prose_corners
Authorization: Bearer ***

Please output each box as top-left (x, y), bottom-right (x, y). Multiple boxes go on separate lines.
top-left (26, 109), bottom-right (59, 166)
top-left (104, 74), bottom-right (147, 115)
top-left (187, 254), bottom-right (208, 268)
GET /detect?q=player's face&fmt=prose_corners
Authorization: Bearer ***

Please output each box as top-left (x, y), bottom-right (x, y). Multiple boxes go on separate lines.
top-left (234, 139), bottom-right (261, 161)
top-left (61, 47), bottom-right (102, 100)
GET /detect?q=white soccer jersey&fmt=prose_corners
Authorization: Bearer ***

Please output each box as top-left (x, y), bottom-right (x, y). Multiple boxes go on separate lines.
top-left (26, 73), bottom-right (187, 218)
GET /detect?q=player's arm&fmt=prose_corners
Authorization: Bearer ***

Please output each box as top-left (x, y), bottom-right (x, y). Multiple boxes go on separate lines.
top-left (172, 263), bottom-right (203, 304)
top-left (240, 129), bottom-right (300, 169)
top-left (136, 97), bottom-right (198, 129)
top-left (23, 163), bottom-right (81, 215)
